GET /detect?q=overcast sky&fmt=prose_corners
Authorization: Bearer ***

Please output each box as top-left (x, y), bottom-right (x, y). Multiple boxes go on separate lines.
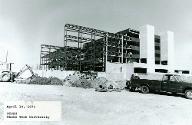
top-left (0, 0), bottom-right (192, 70)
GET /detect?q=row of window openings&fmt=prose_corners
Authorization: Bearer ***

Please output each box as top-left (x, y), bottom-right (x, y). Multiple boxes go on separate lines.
top-left (120, 67), bottom-right (189, 74)
top-left (134, 69), bottom-right (190, 74)
top-left (175, 70), bottom-right (190, 74)
top-left (133, 68), bottom-right (168, 74)
top-left (140, 58), bottom-right (168, 65)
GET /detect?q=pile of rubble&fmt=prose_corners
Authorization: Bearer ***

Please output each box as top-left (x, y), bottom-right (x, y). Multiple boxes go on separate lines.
top-left (14, 65), bottom-right (126, 90)
top-left (63, 71), bottom-right (92, 88)
top-left (28, 76), bottom-right (63, 85)
top-left (63, 72), bottom-right (126, 91)
top-left (16, 76), bottom-right (64, 85)
top-left (94, 78), bottom-right (126, 92)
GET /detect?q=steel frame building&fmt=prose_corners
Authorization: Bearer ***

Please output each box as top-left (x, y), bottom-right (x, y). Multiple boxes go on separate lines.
top-left (64, 24), bottom-right (108, 72)
top-left (40, 24), bottom-right (140, 72)
top-left (40, 44), bottom-right (64, 70)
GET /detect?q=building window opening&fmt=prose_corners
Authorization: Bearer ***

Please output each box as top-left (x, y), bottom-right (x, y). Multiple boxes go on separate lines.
top-left (134, 68), bottom-right (147, 74)
top-left (161, 61), bottom-right (168, 65)
top-left (155, 61), bottom-right (161, 64)
top-left (140, 58), bottom-right (147, 63)
top-left (155, 69), bottom-right (168, 73)
top-left (182, 71), bottom-right (190, 74)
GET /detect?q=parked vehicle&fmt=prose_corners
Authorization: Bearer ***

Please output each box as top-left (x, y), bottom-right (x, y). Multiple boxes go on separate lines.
top-left (127, 73), bottom-right (192, 99)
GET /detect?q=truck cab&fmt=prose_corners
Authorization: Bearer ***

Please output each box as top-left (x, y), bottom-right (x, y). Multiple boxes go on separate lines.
top-left (161, 74), bottom-right (183, 93)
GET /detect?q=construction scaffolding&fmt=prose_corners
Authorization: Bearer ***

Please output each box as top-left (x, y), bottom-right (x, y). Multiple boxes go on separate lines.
top-left (40, 24), bottom-right (140, 72)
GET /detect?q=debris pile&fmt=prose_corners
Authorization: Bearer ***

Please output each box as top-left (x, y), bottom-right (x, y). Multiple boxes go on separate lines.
top-left (91, 77), bottom-right (108, 88)
top-left (64, 71), bottom-right (92, 88)
top-left (28, 76), bottom-right (50, 85)
top-left (115, 81), bottom-right (127, 90)
top-left (50, 77), bottom-right (63, 85)
top-left (16, 76), bottom-right (64, 85)
top-left (63, 71), bottom-right (126, 91)
top-left (94, 80), bottom-right (124, 92)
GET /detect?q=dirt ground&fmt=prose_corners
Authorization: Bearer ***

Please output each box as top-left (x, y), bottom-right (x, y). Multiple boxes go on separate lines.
top-left (0, 82), bottom-right (192, 125)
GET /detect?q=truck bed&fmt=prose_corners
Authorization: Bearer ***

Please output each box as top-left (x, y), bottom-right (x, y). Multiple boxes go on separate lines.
top-left (130, 79), bottom-right (162, 91)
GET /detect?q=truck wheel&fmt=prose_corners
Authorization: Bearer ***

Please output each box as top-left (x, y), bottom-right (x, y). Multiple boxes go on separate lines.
top-left (172, 92), bottom-right (177, 95)
top-left (125, 81), bottom-right (130, 89)
top-left (129, 87), bottom-right (136, 92)
top-left (1, 72), bottom-right (11, 82)
top-left (140, 85), bottom-right (149, 94)
top-left (185, 90), bottom-right (192, 99)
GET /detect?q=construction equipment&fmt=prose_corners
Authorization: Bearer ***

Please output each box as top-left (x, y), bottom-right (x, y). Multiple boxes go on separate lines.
top-left (0, 63), bottom-right (37, 82)
top-left (0, 49), bottom-right (14, 82)
top-left (0, 49), bottom-right (37, 82)
top-left (0, 62), bottom-right (14, 82)
top-left (14, 64), bottom-right (37, 80)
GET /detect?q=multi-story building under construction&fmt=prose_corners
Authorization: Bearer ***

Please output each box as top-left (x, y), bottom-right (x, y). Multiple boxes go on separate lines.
top-left (40, 24), bottom-right (178, 80)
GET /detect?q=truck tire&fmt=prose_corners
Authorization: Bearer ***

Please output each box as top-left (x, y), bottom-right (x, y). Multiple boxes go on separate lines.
top-left (140, 85), bottom-right (149, 94)
top-left (185, 90), bottom-right (192, 99)
top-left (1, 72), bottom-right (11, 82)
top-left (125, 81), bottom-right (130, 89)
top-left (172, 92), bottom-right (177, 95)
top-left (129, 87), bottom-right (136, 92)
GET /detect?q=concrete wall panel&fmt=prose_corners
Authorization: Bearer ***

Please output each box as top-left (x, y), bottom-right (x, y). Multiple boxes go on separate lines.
top-left (140, 25), bottom-right (155, 73)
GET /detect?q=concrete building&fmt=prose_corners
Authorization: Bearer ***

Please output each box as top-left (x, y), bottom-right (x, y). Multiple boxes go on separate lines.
top-left (104, 24), bottom-right (175, 80)
top-left (133, 25), bottom-right (175, 74)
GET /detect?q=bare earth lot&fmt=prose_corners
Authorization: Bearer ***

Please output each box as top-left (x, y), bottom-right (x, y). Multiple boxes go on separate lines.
top-left (0, 82), bottom-right (192, 125)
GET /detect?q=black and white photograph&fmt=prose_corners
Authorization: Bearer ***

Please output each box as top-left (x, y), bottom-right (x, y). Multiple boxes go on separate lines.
top-left (0, 0), bottom-right (192, 125)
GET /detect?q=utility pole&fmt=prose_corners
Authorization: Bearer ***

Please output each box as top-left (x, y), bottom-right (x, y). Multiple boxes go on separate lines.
top-left (5, 50), bottom-right (8, 63)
